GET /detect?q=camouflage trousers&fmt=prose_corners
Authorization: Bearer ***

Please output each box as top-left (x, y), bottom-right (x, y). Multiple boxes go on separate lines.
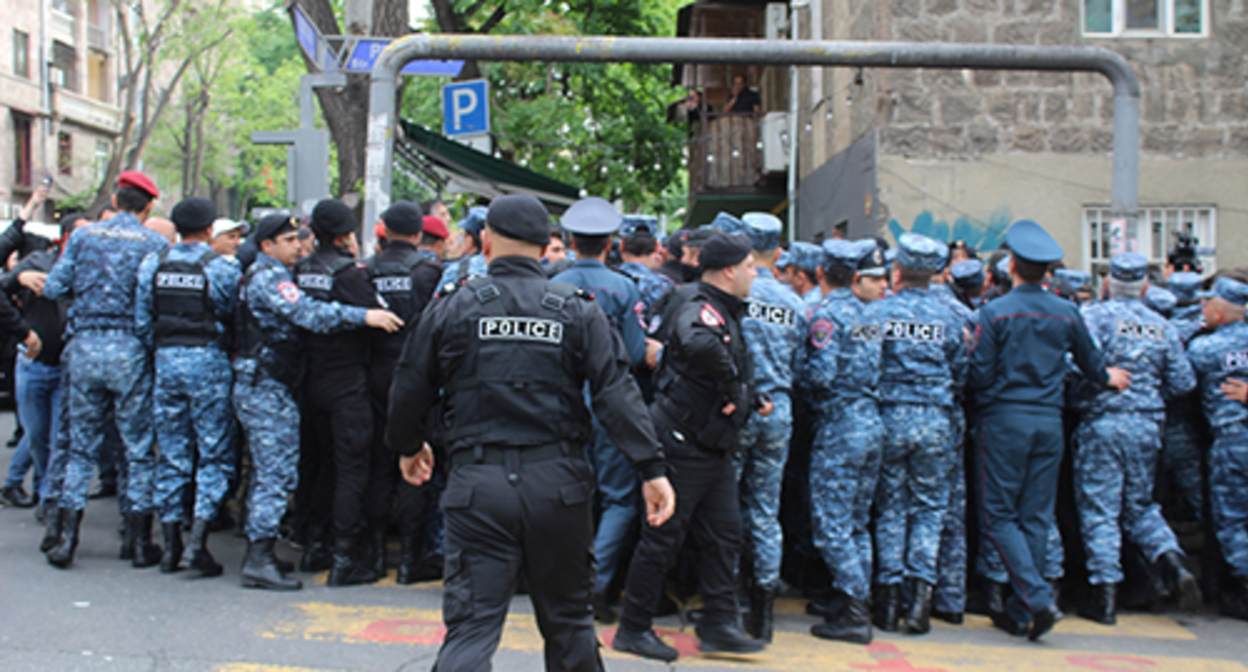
top-left (1209, 430), bottom-right (1248, 583)
top-left (934, 407), bottom-right (967, 612)
top-left (738, 393), bottom-right (793, 590)
top-left (875, 403), bottom-right (954, 586)
top-left (1163, 411), bottom-right (1205, 518)
top-left (154, 346), bottom-right (236, 524)
top-left (1074, 413), bottom-right (1182, 585)
top-left (809, 397), bottom-right (882, 600)
top-left (234, 359), bottom-right (299, 542)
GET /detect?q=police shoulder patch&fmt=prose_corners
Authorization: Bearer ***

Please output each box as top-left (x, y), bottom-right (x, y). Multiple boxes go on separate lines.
top-left (1224, 350), bottom-right (1248, 370)
top-left (277, 280), bottom-right (301, 304)
top-left (633, 300), bottom-right (647, 329)
top-left (699, 303), bottom-right (724, 328)
top-left (811, 318), bottom-right (835, 349)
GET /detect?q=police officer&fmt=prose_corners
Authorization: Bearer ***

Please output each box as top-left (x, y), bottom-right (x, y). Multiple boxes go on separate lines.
top-left (1186, 276), bottom-right (1248, 617)
top-left (788, 241), bottom-right (822, 305)
top-left (437, 206), bottom-right (489, 288)
top-left (727, 212), bottom-right (806, 641)
top-left (43, 171), bottom-right (172, 569)
top-left (617, 215), bottom-right (675, 322)
top-left (949, 259), bottom-right (985, 309)
top-left (1143, 286), bottom-right (1178, 317)
top-left (232, 214), bottom-right (401, 590)
top-left (417, 214), bottom-right (451, 263)
top-left (386, 194), bottom-right (675, 672)
top-left (364, 202), bottom-right (444, 581)
top-left (135, 197), bottom-right (241, 576)
top-left (1162, 270), bottom-right (1207, 518)
top-left (1072, 252), bottom-right (1200, 624)
top-left (805, 239), bottom-right (885, 644)
top-left (865, 233), bottom-right (967, 634)
top-left (615, 232), bottom-right (769, 662)
top-left (967, 220), bottom-right (1130, 640)
top-left (293, 199), bottom-right (388, 586)
top-left (1168, 271), bottom-right (1204, 339)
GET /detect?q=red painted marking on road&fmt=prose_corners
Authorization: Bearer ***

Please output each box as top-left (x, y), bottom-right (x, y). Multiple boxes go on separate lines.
top-left (350, 619), bottom-right (446, 645)
top-left (849, 642), bottom-right (946, 671)
top-left (599, 627), bottom-right (701, 659)
top-left (1067, 654), bottom-right (1158, 671)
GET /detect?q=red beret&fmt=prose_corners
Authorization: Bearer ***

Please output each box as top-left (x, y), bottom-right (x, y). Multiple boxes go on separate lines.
top-left (421, 215), bottom-right (449, 240)
top-left (117, 171), bottom-right (159, 199)
top-left (374, 222), bottom-right (387, 241)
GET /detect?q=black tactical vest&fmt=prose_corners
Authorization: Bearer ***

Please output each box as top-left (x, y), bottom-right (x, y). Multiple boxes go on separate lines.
top-left (152, 248), bottom-right (221, 348)
top-left (293, 251), bottom-right (366, 364)
top-left (366, 252), bottom-right (426, 324)
top-left (439, 275), bottom-right (591, 453)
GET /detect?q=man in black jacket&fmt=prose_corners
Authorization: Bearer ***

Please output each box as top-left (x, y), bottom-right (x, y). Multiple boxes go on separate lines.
top-left (614, 232), bottom-right (772, 662)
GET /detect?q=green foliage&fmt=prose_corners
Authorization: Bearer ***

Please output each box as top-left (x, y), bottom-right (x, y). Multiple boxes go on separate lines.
top-left (401, 0), bottom-right (689, 217)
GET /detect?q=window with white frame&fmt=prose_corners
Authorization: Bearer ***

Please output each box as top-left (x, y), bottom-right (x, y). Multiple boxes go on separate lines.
top-left (1083, 0), bottom-right (1206, 37)
top-left (1083, 206), bottom-right (1217, 276)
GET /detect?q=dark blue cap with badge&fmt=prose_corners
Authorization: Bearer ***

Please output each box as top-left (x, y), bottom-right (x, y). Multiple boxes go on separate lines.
top-left (1110, 252), bottom-right (1149, 282)
top-left (458, 206), bottom-right (489, 235)
top-left (789, 241), bottom-right (821, 273)
top-left (1201, 276), bottom-right (1248, 307)
top-left (895, 232), bottom-right (946, 272)
top-left (1143, 286), bottom-right (1177, 316)
top-left (742, 212), bottom-right (783, 251)
top-left (855, 240), bottom-right (888, 277)
top-left (1005, 219), bottom-right (1063, 263)
top-left (950, 259), bottom-right (985, 288)
top-left (708, 212), bottom-right (746, 236)
top-left (485, 195), bottom-right (550, 245)
top-left (560, 197), bottom-right (621, 236)
top-left (821, 239), bottom-right (860, 270)
top-left (620, 214), bottom-right (659, 238)
top-left (1168, 271), bottom-right (1202, 302)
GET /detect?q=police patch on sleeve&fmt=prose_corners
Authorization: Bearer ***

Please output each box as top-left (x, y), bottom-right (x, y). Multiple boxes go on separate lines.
top-left (634, 300), bottom-right (648, 329)
top-left (699, 303), bottom-right (724, 328)
top-left (479, 317), bottom-right (564, 344)
top-left (1113, 319), bottom-right (1164, 341)
top-left (810, 318), bottom-right (834, 349)
top-left (1224, 350), bottom-right (1248, 370)
top-left (277, 280), bottom-right (302, 304)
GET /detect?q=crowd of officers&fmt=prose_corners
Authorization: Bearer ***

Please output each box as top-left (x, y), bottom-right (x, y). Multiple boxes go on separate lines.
top-left (4, 168), bottom-right (1248, 671)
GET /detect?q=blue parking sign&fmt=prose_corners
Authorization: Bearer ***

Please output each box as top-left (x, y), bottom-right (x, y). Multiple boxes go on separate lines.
top-left (442, 80), bottom-right (490, 137)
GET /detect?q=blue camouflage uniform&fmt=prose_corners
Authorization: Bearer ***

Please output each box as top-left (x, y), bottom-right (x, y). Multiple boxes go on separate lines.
top-left (1073, 254), bottom-right (1196, 586)
top-left (733, 213), bottom-right (806, 592)
top-left (789, 242), bottom-right (823, 307)
top-left (553, 197), bottom-right (649, 599)
top-left (1162, 271), bottom-right (1208, 516)
top-left (235, 251), bottom-right (368, 542)
top-left (806, 240), bottom-right (883, 602)
top-left (436, 206), bottom-right (489, 291)
top-left (45, 211), bottom-right (170, 514)
top-left (136, 242), bottom-right (241, 524)
top-left (618, 261), bottom-right (674, 322)
top-left (867, 234), bottom-right (968, 591)
top-left (1185, 277), bottom-right (1248, 585)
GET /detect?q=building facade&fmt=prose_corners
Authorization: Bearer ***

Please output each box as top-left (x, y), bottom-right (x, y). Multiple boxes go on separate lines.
top-left (1, 0), bottom-right (122, 220)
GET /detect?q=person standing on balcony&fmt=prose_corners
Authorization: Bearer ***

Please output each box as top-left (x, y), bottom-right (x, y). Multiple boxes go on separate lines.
top-left (724, 75), bottom-right (761, 116)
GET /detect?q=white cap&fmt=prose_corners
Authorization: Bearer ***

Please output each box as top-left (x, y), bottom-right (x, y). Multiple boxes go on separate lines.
top-left (211, 218), bottom-right (249, 238)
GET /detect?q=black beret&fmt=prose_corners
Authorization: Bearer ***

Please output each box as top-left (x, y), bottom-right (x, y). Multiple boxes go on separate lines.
top-left (699, 232), bottom-right (753, 270)
top-left (382, 201), bottom-right (424, 235)
top-left (253, 213), bottom-right (297, 242)
top-left (170, 197), bottom-right (216, 232)
top-left (485, 194), bottom-right (550, 245)
top-left (311, 199), bottom-right (356, 236)
top-left (684, 228), bottom-right (714, 246)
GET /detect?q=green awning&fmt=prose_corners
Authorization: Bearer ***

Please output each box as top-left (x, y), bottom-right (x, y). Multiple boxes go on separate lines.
top-left (397, 120), bottom-right (581, 209)
top-left (687, 191), bottom-right (788, 230)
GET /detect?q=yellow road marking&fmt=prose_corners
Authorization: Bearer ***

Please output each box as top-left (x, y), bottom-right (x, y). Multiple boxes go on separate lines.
top-left (259, 602), bottom-right (1245, 671)
top-left (216, 665), bottom-right (343, 672)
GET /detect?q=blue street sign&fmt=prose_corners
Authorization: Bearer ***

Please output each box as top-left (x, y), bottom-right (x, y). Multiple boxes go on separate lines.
top-left (442, 79), bottom-right (490, 137)
top-left (293, 6), bottom-right (319, 62)
top-left (344, 39), bottom-right (463, 76)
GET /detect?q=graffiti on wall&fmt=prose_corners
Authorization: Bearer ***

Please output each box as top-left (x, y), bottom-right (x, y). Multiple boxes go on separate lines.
top-left (886, 207), bottom-right (1013, 253)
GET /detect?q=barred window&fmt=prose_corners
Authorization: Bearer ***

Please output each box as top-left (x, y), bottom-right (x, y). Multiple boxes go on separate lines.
top-left (1083, 206), bottom-right (1217, 276)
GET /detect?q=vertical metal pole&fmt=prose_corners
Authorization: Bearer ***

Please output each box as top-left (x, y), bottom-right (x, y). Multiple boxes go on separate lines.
top-left (1111, 90), bottom-right (1139, 230)
top-left (786, 9), bottom-right (801, 243)
top-left (362, 66), bottom-right (397, 255)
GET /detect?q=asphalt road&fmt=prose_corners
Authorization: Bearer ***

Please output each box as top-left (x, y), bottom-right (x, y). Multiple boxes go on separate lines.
top-left (1, 411), bottom-right (1246, 671)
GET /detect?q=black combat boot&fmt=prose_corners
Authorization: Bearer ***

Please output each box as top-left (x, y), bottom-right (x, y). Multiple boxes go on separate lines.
top-left (806, 590), bottom-right (847, 618)
top-left (413, 550), bottom-right (444, 582)
top-left (612, 627), bottom-right (679, 662)
top-left (396, 535), bottom-right (421, 585)
top-left (1078, 582), bottom-right (1117, 625)
top-left (299, 523), bottom-right (333, 572)
top-left (872, 583), bottom-right (901, 632)
top-left (181, 518), bottom-right (224, 577)
top-left (241, 538), bottom-right (302, 590)
top-left (327, 536), bottom-right (382, 587)
top-left (46, 509), bottom-right (83, 568)
top-left (904, 578), bottom-right (933, 635)
top-left (118, 514), bottom-right (133, 561)
top-left (746, 583), bottom-right (779, 642)
top-left (1029, 603), bottom-right (1061, 641)
top-left (368, 525), bottom-right (388, 578)
top-left (40, 503), bottom-right (63, 553)
top-left (696, 621), bottom-right (766, 654)
top-left (128, 513), bottom-right (163, 568)
top-left (811, 594), bottom-right (873, 644)
top-left (160, 521), bottom-right (183, 573)
top-left (1156, 550), bottom-right (1202, 611)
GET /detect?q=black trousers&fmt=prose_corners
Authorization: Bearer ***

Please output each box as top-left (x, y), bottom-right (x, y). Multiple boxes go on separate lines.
top-left (619, 431), bottom-right (742, 633)
top-left (305, 363), bottom-right (374, 538)
top-left (365, 357), bottom-right (402, 528)
top-left (434, 454), bottom-right (602, 672)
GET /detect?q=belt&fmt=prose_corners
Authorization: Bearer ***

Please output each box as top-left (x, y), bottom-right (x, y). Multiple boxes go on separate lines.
top-left (448, 442), bottom-right (580, 468)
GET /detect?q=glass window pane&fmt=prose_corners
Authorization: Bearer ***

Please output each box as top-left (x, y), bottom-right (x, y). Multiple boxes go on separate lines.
top-left (1174, 0), bottom-right (1202, 33)
top-left (1127, 0), bottom-right (1159, 29)
top-left (1085, 0), bottom-right (1113, 32)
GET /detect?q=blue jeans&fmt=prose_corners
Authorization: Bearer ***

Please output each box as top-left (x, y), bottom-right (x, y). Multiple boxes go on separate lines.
top-left (5, 358), bottom-right (62, 492)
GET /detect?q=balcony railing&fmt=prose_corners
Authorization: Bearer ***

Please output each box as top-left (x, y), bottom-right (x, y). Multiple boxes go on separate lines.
top-left (688, 114), bottom-right (763, 193)
top-left (56, 89), bottom-right (122, 134)
top-left (87, 22), bottom-right (109, 52)
top-left (51, 9), bottom-right (76, 46)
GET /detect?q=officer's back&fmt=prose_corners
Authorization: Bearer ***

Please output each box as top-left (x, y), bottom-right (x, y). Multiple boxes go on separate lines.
top-left (293, 201), bottom-right (377, 366)
top-left (366, 203), bottom-right (442, 361)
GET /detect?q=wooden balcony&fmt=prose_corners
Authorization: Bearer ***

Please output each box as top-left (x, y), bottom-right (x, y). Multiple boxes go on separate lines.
top-left (688, 114), bottom-right (763, 192)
